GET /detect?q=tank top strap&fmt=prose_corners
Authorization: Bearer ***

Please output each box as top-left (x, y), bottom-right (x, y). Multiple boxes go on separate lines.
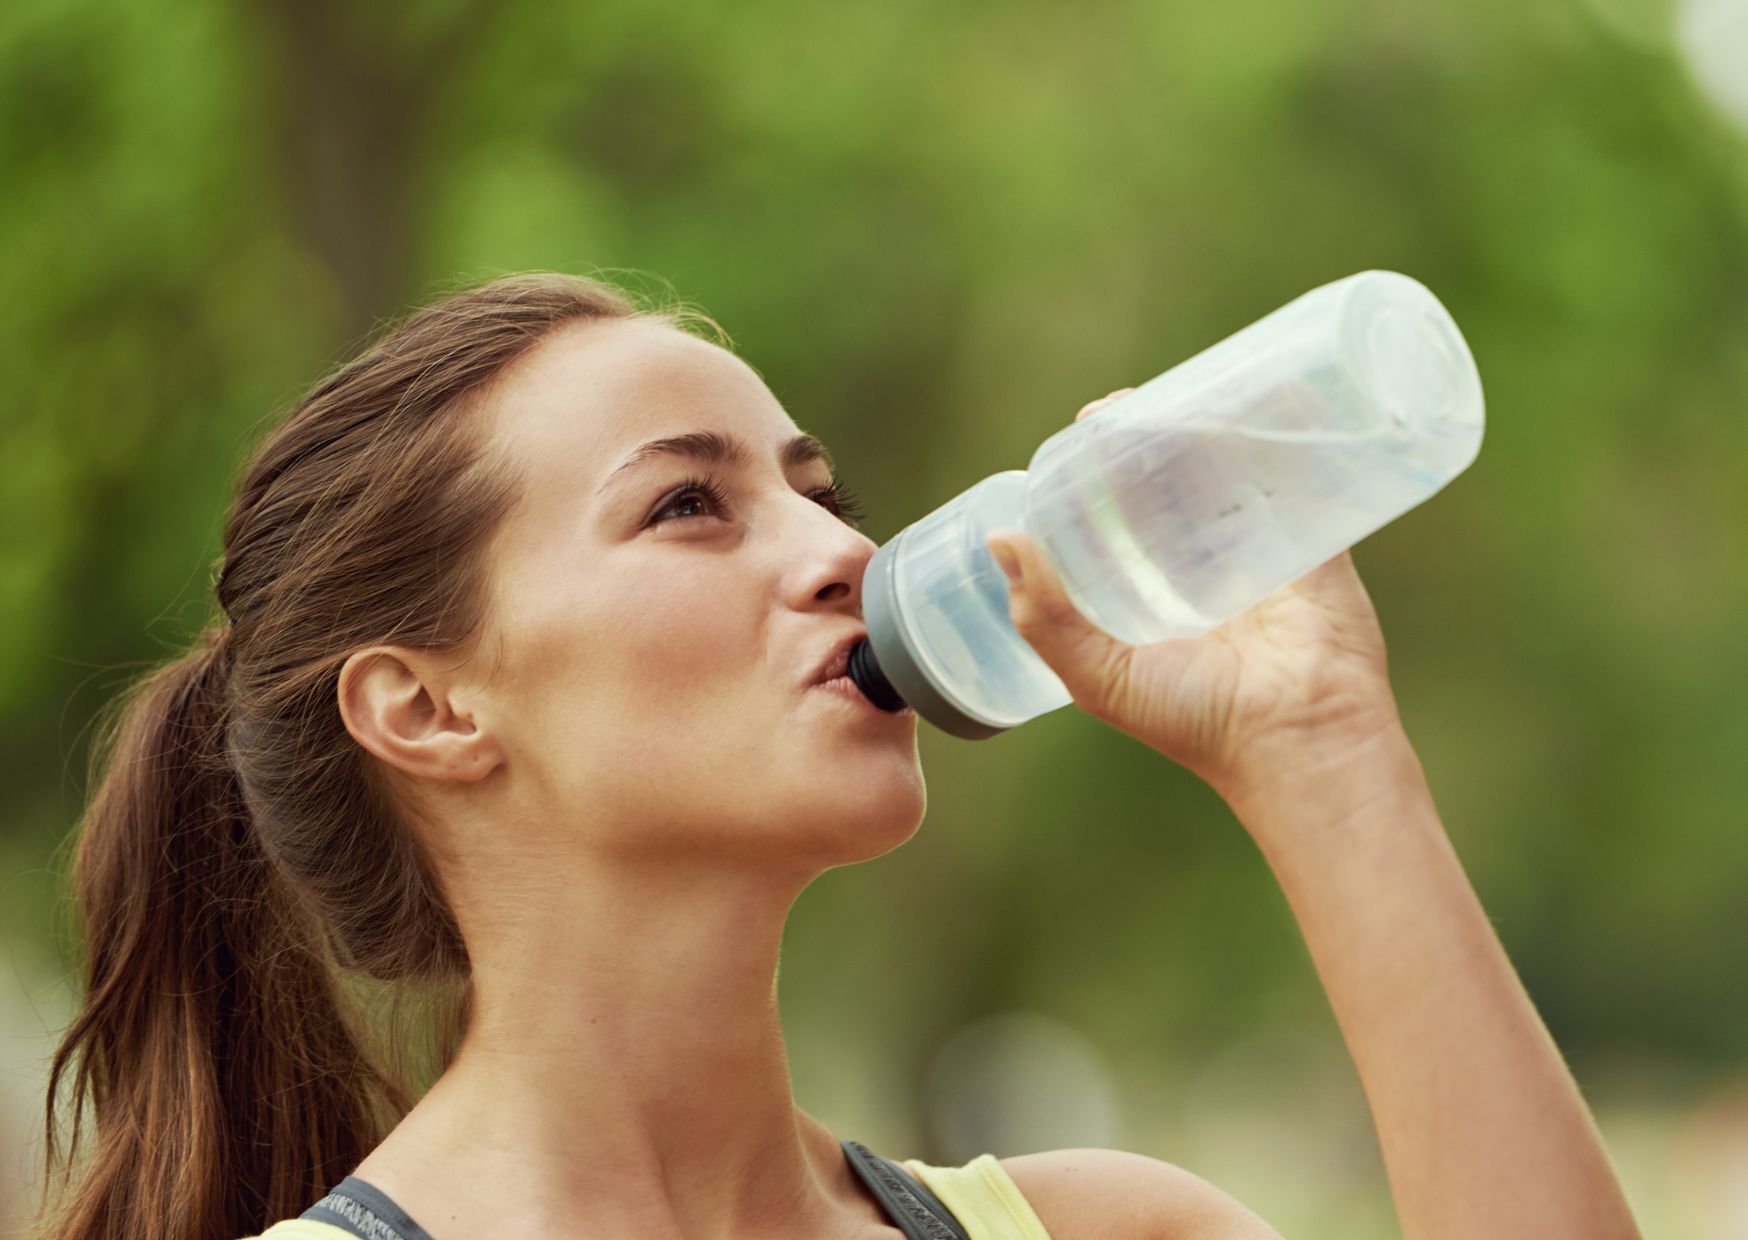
top-left (297, 1175), bottom-right (435, 1240)
top-left (840, 1138), bottom-right (973, 1240)
top-left (289, 1147), bottom-right (975, 1240)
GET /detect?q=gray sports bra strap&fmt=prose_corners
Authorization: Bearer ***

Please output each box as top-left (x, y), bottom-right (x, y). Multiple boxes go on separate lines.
top-left (299, 1176), bottom-right (434, 1240)
top-left (303, 1146), bottom-right (969, 1239)
top-left (840, 1139), bottom-right (973, 1240)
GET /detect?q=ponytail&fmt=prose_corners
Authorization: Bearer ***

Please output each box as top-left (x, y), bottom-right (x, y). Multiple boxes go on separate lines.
top-left (41, 626), bottom-right (403, 1240)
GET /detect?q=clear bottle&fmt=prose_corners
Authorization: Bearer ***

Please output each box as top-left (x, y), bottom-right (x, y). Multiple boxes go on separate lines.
top-left (846, 270), bottom-right (1486, 740)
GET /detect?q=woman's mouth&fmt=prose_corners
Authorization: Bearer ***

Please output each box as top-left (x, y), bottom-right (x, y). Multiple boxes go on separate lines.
top-left (812, 673), bottom-right (915, 718)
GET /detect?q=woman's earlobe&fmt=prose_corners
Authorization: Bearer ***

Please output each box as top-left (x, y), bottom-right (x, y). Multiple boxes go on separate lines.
top-left (337, 647), bottom-right (503, 783)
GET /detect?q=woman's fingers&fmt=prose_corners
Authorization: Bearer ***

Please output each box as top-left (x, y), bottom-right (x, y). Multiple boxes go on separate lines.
top-left (985, 526), bottom-right (1131, 718)
top-left (1075, 387), bottom-right (1137, 422)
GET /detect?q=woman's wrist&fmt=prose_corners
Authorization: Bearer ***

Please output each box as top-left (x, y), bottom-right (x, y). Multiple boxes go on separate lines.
top-left (1212, 719), bottom-right (1431, 861)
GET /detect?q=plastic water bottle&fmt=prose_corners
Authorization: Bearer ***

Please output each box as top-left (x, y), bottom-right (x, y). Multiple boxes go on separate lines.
top-left (845, 270), bottom-right (1485, 740)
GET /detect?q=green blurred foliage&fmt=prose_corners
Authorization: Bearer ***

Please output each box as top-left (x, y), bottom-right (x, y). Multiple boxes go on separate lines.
top-left (3, 0), bottom-right (1746, 1233)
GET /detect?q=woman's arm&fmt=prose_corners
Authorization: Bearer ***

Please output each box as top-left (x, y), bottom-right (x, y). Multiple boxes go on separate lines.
top-left (1002, 727), bottom-right (1638, 1239)
top-left (982, 390), bottom-right (1641, 1240)
top-left (1223, 724), bottom-right (1639, 1239)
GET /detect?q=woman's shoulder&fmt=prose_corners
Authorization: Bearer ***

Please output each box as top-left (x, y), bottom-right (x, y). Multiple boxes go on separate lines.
top-left (976, 1148), bottom-right (1285, 1240)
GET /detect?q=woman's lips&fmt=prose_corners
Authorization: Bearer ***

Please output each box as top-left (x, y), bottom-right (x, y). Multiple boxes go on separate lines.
top-left (811, 673), bottom-right (914, 717)
top-left (810, 636), bottom-right (858, 687)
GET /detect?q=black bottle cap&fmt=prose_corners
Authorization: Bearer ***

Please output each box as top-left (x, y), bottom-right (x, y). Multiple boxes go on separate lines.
top-left (846, 639), bottom-right (907, 712)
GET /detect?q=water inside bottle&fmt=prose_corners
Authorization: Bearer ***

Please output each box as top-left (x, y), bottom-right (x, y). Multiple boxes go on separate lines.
top-left (1026, 357), bottom-right (1473, 646)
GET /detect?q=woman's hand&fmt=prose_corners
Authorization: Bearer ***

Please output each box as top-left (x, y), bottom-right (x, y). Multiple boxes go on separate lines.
top-left (984, 389), bottom-right (1409, 809)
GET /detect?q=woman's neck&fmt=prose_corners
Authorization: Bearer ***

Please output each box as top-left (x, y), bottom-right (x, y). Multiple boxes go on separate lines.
top-left (353, 854), bottom-right (891, 1238)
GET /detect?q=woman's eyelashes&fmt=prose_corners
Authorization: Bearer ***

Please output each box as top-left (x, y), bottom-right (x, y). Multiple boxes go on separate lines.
top-left (647, 473), bottom-right (867, 528)
top-left (819, 478), bottom-right (867, 526)
top-left (649, 473), bottom-right (730, 525)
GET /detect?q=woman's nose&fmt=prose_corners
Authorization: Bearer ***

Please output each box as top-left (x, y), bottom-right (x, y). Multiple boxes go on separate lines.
top-left (788, 504), bottom-right (879, 611)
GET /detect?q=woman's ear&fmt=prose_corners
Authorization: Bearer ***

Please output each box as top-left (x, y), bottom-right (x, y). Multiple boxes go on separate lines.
top-left (337, 646), bottom-right (504, 784)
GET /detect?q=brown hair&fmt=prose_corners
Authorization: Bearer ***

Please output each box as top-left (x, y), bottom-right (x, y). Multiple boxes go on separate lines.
top-left (40, 273), bottom-right (718, 1240)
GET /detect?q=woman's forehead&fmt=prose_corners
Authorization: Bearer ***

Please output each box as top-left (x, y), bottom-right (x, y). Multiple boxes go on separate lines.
top-left (487, 318), bottom-right (794, 484)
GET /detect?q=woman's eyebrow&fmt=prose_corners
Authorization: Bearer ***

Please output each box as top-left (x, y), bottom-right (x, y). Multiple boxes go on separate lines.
top-left (597, 430), bottom-right (833, 493)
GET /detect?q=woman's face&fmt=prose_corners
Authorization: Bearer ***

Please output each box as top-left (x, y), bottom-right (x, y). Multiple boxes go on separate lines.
top-left (470, 317), bottom-right (924, 869)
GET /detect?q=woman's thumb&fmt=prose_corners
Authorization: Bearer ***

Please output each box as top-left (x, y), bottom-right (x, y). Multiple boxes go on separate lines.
top-left (985, 527), bottom-right (1129, 710)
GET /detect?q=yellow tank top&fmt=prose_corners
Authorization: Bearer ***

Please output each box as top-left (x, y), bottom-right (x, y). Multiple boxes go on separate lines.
top-left (901, 1152), bottom-right (1054, 1238)
top-left (246, 1151), bottom-right (1052, 1239)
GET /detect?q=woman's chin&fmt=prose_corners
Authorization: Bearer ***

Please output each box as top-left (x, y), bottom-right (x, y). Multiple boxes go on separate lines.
top-left (799, 769), bottom-right (927, 865)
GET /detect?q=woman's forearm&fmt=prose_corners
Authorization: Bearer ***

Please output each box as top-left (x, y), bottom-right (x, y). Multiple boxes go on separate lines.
top-left (1225, 730), bottom-right (1641, 1240)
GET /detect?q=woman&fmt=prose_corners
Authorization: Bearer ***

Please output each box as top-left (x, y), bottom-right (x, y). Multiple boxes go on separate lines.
top-left (41, 273), bottom-right (1640, 1239)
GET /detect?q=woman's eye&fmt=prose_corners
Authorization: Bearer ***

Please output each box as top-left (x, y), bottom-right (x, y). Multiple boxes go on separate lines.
top-left (649, 475), bottom-right (730, 526)
top-left (812, 479), bottom-right (867, 528)
top-left (648, 474), bottom-right (867, 528)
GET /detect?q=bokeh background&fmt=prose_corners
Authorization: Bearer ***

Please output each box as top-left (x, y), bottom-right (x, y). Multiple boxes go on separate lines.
top-left (3, 0), bottom-right (1746, 1235)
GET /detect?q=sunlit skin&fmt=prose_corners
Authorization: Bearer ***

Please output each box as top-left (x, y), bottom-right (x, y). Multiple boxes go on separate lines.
top-left (334, 326), bottom-right (1639, 1239)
